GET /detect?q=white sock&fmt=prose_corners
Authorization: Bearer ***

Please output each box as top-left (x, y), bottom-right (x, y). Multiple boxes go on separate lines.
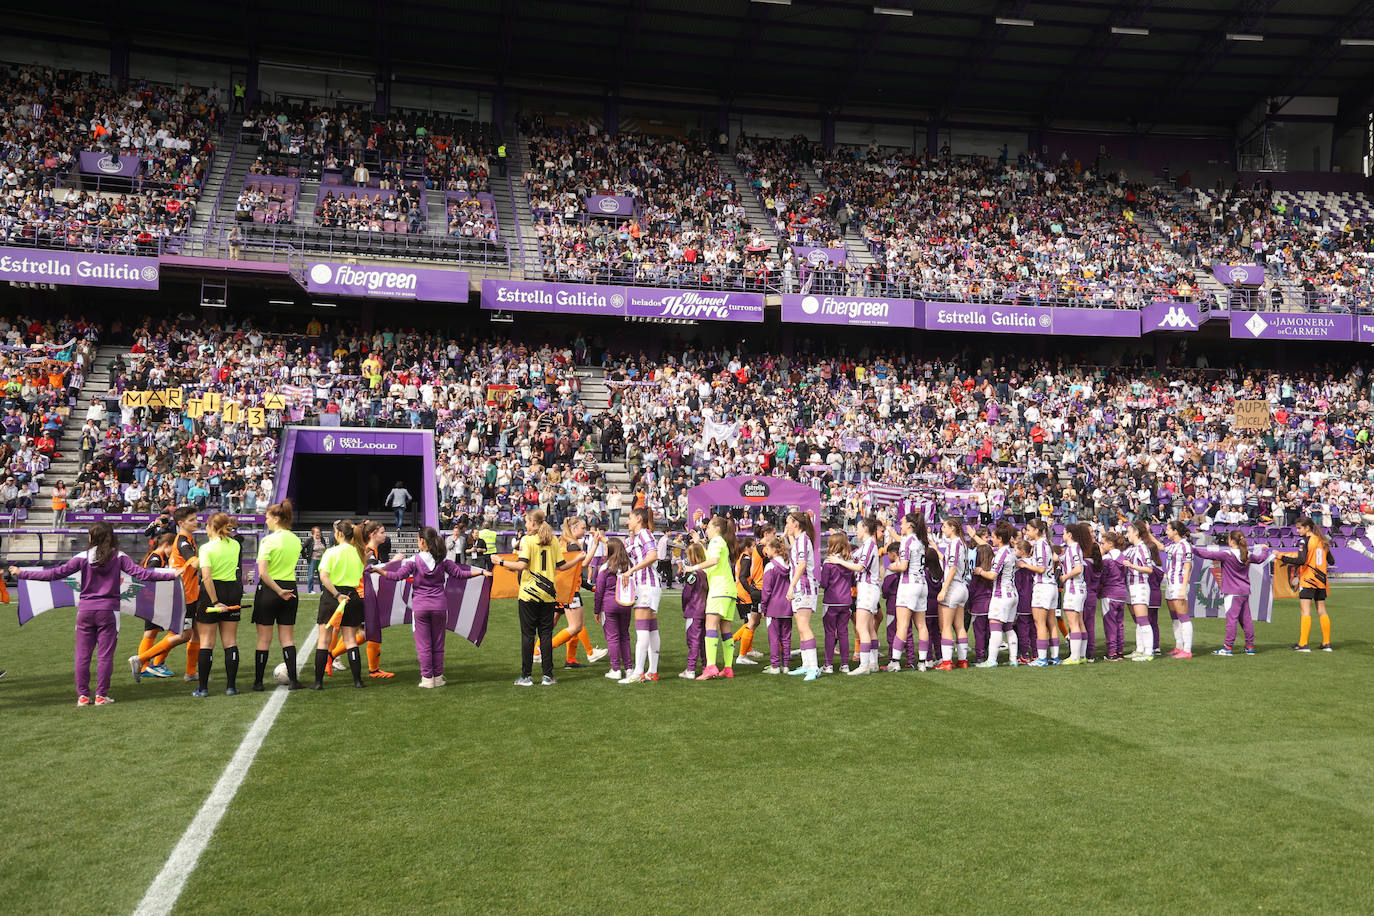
top-left (1136, 624), bottom-right (1151, 656)
top-left (1037, 643), bottom-right (1048, 660)
top-left (1069, 635), bottom-right (1082, 660)
top-left (1049, 639), bottom-right (1060, 660)
top-left (956, 640), bottom-right (968, 661)
top-left (868, 648), bottom-right (879, 668)
top-left (918, 645), bottom-right (929, 663)
top-left (1006, 631), bottom-right (1018, 660)
top-left (1171, 618), bottom-right (1182, 647)
top-left (648, 627), bottom-right (661, 674)
top-left (987, 629), bottom-right (1004, 661)
top-left (1180, 619), bottom-right (1193, 652)
top-left (891, 646), bottom-right (903, 662)
top-left (801, 647), bottom-right (818, 670)
top-left (632, 630), bottom-right (648, 676)
top-left (941, 642), bottom-right (953, 663)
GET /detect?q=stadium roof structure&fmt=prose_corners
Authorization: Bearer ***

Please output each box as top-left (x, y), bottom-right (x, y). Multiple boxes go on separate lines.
top-left (23, 0), bottom-right (1374, 130)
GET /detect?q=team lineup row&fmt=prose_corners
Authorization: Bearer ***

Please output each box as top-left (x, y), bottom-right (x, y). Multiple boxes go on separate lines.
top-left (9, 502), bottom-right (1335, 704)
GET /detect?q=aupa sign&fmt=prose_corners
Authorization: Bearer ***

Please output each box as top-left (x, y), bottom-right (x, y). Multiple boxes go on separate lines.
top-left (304, 262), bottom-right (470, 302)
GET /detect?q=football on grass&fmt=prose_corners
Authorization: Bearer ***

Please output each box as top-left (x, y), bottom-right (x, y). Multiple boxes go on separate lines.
top-left (273, 663), bottom-right (291, 686)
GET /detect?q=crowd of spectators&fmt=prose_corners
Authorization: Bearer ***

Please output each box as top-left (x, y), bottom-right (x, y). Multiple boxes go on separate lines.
top-left (313, 186), bottom-right (423, 233)
top-left (522, 124), bottom-right (781, 289)
top-left (446, 196), bottom-right (500, 241)
top-left (0, 64), bottom-right (217, 251)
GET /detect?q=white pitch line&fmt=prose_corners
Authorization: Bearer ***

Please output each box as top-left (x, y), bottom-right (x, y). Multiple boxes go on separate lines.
top-left (131, 686), bottom-right (290, 916)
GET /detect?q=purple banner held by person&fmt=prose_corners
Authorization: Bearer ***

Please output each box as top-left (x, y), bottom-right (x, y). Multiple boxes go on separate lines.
top-left (624, 288), bottom-right (765, 323)
top-left (1229, 311), bottom-right (1353, 341)
top-left (1141, 301), bottom-right (1200, 333)
top-left (780, 293), bottom-right (918, 328)
top-left (923, 302), bottom-right (1056, 334)
top-left (78, 151), bottom-right (140, 178)
top-left (586, 195), bottom-right (635, 216)
top-left (1213, 264), bottom-right (1265, 286)
top-left (0, 247), bottom-right (158, 290)
top-left (480, 279), bottom-right (626, 317)
top-left (304, 262), bottom-right (469, 302)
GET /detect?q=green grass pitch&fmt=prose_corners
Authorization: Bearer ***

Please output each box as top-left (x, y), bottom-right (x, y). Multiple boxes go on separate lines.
top-left (2, 590), bottom-right (1373, 914)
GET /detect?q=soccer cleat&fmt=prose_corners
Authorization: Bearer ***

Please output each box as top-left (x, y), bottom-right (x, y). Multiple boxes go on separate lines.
top-left (916, 662), bottom-right (931, 672)
top-left (1027, 658), bottom-right (1050, 667)
top-left (1243, 646), bottom-right (1256, 655)
top-left (541, 676), bottom-right (557, 686)
top-left (564, 661), bottom-right (583, 669)
top-left (309, 682), bottom-right (324, 690)
top-left (1105, 653), bottom-right (1125, 661)
top-left (733, 655), bottom-right (758, 665)
top-left (746, 650), bottom-right (764, 660)
top-left (786, 665), bottom-right (809, 676)
top-left (678, 670), bottom-right (696, 680)
top-left (1017, 655), bottom-right (1033, 666)
top-left (128, 656), bottom-right (143, 684)
top-left (251, 682), bottom-right (265, 692)
top-left (1048, 657), bottom-right (1062, 666)
top-left (333, 657), bottom-right (347, 671)
top-left (514, 676), bottom-right (535, 687)
top-left (1290, 644), bottom-right (1311, 653)
top-left (762, 666), bottom-right (782, 674)
top-left (225, 687), bottom-right (240, 696)
top-left (434, 675), bottom-right (447, 687)
top-left (192, 689), bottom-right (209, 697)
top-left (802, 668), bottom-right (820, 681)
top-left (184, 674), bottom-right (197, 682)
top-left (605, 669), bottom-right (623, 680)
top-left (353, 679), bottom-right (366, 689)
top-left (955, 659), bottom-right (969, 669)
top-left (1169, 648), bottom-right (1184, 658)
top-left (1132, 653), bottom-right (1153, 662)
top-left (699, 666), bottom-right (721, 681)
top-left (618, 673), bottom-right (646, 685)
top-left (884, 661), bottom-right (903, 673)
top-left (94, 695), bottom-right (114, 706)
top-left (839, 664), bottom-right (850, 674)
top-left (369, 668), bottom-right (396, 678)
top-left (933, 660), bottom-right (954, 671)
top-left (847, 664), bottom-right (870, 676)
top-left (587, 647), bottom-right (608, 664)
top-left (1320, 644), bottom-right (1333, 652)
top-left (722, 668), bottom-right (734, 679)
top-left (645, 673), bottom-right (659, 681)
top-left (975, 659), bottom-right (998, 668)
top-left (1175, 651), bottom-right (1193, 659)
top-left (419, 677), bottom-right (435, 688)
top-left (1211, 647), bottom-right (1234, 657)
top-left (821, 665), bottom-right (834, 675)
top-left (76, 695), bottom-right (91, 707)
top-left (1061, 657), bottom-right (1084, 666)
top-left (148, 665), bottom-right (174, 678)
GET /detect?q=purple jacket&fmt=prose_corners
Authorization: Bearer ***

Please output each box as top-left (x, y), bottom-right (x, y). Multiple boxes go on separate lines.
top-left (594, 566), bottom-right (634, 617)
top-left (1015, 566), bottom-right (1034, 614)
top-left (818, 560), bottom-right (855, 608)
top-left (1148, 566), bottom-right (1163, 607)
top-left (1099, 552), bottom-right (1128, 601)
top-left (20, 550), bottom-right (176, 612)
top-left (761, 559), bottom-right (792, 619)
top-left (1082, 557), bottom-right (1100, 605)
top-left (678, 569), bottom-right (706, 619)
top-left (882, 569), bottom-right (899, 617)
top-left (375, 554), bottom-right (474, 611)
top-left (1194, 544), bottom-right (1271, 596)
top-left (967, 564), bottom-right (991, 614)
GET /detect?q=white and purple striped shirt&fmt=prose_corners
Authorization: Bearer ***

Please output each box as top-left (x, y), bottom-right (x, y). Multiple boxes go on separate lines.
top-left (629, 530), bottom-right (659, 589)
top-left (1125, 543), bottom-right (1151, 588)
top-left (855, 539), bottom-right (881, 586)
top-left (1033, 538), bottom-right (1056, 586)
top-left (1061, 543), bottom-right (1085, 596)
top-left (992, 545), bottom-right (1017, 598)
top-left (899, 534), bottom-right (925, 585)
top-left (789, 532), bottom-right (815, 596)
top-left (1164, 540), bottom-right (1194, 585)
top-left (939, 537), bottom-right (968, 585)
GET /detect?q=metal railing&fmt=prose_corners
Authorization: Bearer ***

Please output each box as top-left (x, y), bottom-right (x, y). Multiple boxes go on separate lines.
top-left (196, 222), bottom-right (511, 270)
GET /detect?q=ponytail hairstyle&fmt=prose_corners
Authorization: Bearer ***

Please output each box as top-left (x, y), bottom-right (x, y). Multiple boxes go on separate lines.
top-left (525, 509), bottom-right (554, 546)
top-left (418, 526), bottom-right (445, 564)
top-left (761, 534), bottom-right (786, 559)
top-left (361, 520), bottom-right (384, 547)
top-left (1025, 517), bottom-right (1048, 540)
top-left (1069, 522), bottom-right (1101, 567)
top-left (1295, 515), bottom-right (1329, 552)
top-left (826, 532), bottom-right (852, 559)
top-left (630, 506), bottom-right (654, 533)
top-left (266, 498), bottom-right (293, 529)
top-left (924, 545), bottom-right (943, 579)
top-left (903, 512), bottom-right (929, 549)
top-left (992, 520), bottom-right (1017, 548)
top-left (1166, 519), bottom-right (1190, 542)
top-left (88, 521), bottom-right (118, 567)
top-left (143, 532), bottom-right (174, 566)
top-left (788, 510), bottom-right (817, 553)
top-left (561, 515), bottom-right (586, 544)
top-left (975, 541), bottom-right (994, 571)
top-left (536, 522), bottom-right (555, 547)
top-left (206, 512), bottom-right (233, 539)
top-left (1227, 530), bottom-right (1250, 565)
top-left (709, 514), bottom-right (740, 564)
top-left (1102, 530), bottom-right (1127, 553)
top-left (940, 516), bottom-right (968, 546)
top-left (1132, 519), bottom-right (1161, 566)
top-left (603, 537), bottom-right (630, 574)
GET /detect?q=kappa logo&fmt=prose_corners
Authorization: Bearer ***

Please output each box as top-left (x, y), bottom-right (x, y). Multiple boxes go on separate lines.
top-left (1156, 306), bottom-right (1196, 329)
top-left (322, 434), bottom-right (335, 453)
top-left (1244, 313), bottom-right (1269, 337)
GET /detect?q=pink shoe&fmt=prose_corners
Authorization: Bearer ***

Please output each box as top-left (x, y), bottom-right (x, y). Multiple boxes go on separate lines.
top-left (1169, 648), bottom-right (1184, 658)
top-left (1175, 650), bottom-right (1193, 659)
top-left (722, 667), bottom-right (735, 678)
top-left (76, 695), bottom-right (91, 707)
top-left (698, 665), bottom-right (720, 680)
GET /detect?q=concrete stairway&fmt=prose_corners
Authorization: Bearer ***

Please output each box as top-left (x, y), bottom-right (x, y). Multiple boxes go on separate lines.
top-left (715, 151), bottom-right (782, 244)
top-left (513, 135), bottom-right (542, 277)
top-left (578, 368), bottom-right (633, 493)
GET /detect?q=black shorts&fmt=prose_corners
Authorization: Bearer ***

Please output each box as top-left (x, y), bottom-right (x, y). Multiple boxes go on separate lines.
top-left (144, 617), bottom-right (163, 632)
top-left (252, 580), bottom-right (299, 626)
top-left (1298, 586), bottom-right (1328, 601)
top-left (318, 586), bottom-right (364, 628)
top-left (194, 580), bottom-right (244, 624)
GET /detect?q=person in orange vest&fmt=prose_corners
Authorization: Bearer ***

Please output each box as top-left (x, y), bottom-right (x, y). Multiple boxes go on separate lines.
top-left (1278, 516), bottom-right (1333, 652)
top-left (731, 523), bottom-right (771, 662)
top-left (128, 507), bottom-right (202, 680)
top-left (50, 481), bottom-right (68, 528)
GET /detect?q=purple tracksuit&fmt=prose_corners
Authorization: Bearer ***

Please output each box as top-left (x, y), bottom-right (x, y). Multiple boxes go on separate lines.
top-left (1099, 552), bottom-right (1129, 656)
top-left (1147, 565), bottom-right (1163, 649)
top-left (1194, 545), bottom-right (1272, 649)
top-left (1014, 566), bottom-right (1034, 659)
top-left (19, 550), bottom-right (177, 699)
top-left (594, 567), bottom-right (634, 672)
top-left (925, 567), bottom-right (942, 662)
top-left (882, 569), bottom-right (914, 661)
top-left (761, 558), bottom-right (793, 668)
top-left (967, 568), bottom-right (992, 662)
top-left (818, 560), bottom-right (855, 668)
top-left (375, 554), bottom-right (476, 679)
top-left (679, 569), bottom-right (707, 672)
top-left (1081, 558), bottom-right (1101, 658)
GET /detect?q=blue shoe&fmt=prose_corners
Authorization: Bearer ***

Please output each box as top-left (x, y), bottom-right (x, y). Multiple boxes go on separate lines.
top-left (1243, 646), bottom-right (1256, 655)
top-left (225, 687), bottom-right (239, 696)
top-left (785, 666), bottom-right (808, 676)
top-left (1027, 658), bottom-right (1050, 667)
top-left (1048, 657), bottom-right (1062, 666)
top-left (802, 668), bottom-right (820, 682)
top-left (1212, 647), bottom-right (1234, 657)
top-left (149, 665), bottom-right (175, 679)
top-left (513, 676), bottom-right (534, 687)
top-left (975, 659), bottom-right (998, 668)
top-left (191, 689), bottom-right (209, 697)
